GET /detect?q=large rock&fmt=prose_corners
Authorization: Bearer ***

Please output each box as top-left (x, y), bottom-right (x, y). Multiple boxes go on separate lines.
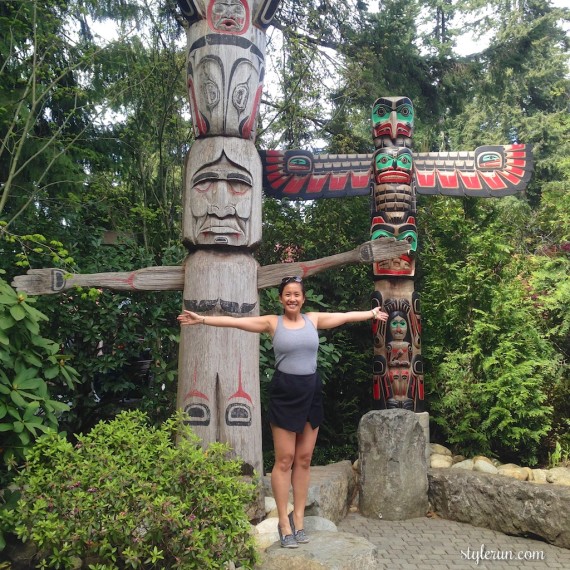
top-left (547, 466), bottom-right (570, 486)
top-left (428, 469), bottom-right (570, 549)
top-left (358, 410), bottom-right (428, 520)
top-left (263, 461), bottom-right (356, 524)
top-left (259, 531), bottom-right (378, 569)
top-left (430, 453), bottom-right (453, 469)
top-left (254, 516), bottom-right (337, 550)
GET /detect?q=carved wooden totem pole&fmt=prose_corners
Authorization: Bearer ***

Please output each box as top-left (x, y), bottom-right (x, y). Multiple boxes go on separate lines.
top-left (368, 97), bottom-right (423, 411)
top-left (175, 0), bottom-right (279, 476)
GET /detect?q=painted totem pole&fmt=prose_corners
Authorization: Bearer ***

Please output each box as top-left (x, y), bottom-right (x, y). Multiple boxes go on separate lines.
top-left (174, 0), bottom-right (279, 476)
top-left (368, 97), bottom-right (423, 412)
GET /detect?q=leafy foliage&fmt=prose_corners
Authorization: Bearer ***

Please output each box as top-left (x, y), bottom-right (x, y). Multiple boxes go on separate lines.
top-left (1, 410), bottom-right (258, 569)
top-left (0, 274), bottom-right (79, 483)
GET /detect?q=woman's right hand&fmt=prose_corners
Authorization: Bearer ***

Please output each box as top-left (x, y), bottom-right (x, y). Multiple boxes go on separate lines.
top-left (177, 310), bottom-right (203, 326)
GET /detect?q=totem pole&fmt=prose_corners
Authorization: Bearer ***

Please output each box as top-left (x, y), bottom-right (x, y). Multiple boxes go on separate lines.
top-left (368, 97), bottom-right (423, 412)
top-left (260, 99), bottom-right (533, 413)
top-left (174, 0), bottom-right (277, 476)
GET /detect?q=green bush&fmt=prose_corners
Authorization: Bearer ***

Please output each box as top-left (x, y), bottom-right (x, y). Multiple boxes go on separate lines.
top-left (0, 274), bottom-right (79, 482)
top-left (1, 410), bottom-right (258, 569)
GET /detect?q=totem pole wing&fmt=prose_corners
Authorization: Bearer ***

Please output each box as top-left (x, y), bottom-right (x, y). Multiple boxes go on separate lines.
top-left (413, 144), bottom-right (533, 197)
top-left (260, 149), bottom-right (374, 199)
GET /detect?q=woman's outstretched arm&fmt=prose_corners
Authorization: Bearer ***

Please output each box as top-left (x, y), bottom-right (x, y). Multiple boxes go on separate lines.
top-left (310, 307), bottom-right (388, 330)
top-left (177, 309), bottom-right (276, 334)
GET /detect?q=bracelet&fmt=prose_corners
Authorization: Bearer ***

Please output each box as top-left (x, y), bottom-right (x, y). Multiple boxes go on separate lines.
top-left (202, 317), bottom-right (206, 325)
top-left (371, 309), bottom-right (375, 318)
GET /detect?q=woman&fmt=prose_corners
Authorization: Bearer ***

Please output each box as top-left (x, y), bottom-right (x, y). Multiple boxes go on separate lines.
top-left (178, 276), bottom-right (388, 548)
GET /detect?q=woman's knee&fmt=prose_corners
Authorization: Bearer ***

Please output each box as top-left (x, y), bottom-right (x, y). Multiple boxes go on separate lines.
top-left (294, 451), bottom-right (313, 470)
top-left (274, 453), bottom-right (294, 472)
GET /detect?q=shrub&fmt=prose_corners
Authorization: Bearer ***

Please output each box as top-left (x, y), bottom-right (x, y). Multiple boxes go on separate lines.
top-left (1, 410), bottom-right (258, 569)
top-left (0, 274), bottom-right (79, 483)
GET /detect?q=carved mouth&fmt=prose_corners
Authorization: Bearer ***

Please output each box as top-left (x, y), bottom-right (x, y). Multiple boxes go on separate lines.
top-left (377, 173), bottom-right (412, 184)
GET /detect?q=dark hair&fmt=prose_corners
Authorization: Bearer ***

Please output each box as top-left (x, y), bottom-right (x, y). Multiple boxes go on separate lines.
top-left (278, 276), bottom-right (305, 296)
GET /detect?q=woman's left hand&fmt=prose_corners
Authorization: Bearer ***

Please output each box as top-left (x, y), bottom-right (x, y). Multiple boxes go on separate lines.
top-left (177, 309), bottom-right (203, 326)
top-left (372, 307), bottom-right (388, 321)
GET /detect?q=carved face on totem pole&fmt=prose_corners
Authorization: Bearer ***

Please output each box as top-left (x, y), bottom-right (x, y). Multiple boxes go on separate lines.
top-left (183, 137), bottom-right (262, 247)
top-left (208, 0), bottom-right (249, 32)
top-left (371, 96), bottom-right (414, 149)
top-left (184, 0), bottom-right (266, 140)
top-left (371, 212), bottom-right (417, 277)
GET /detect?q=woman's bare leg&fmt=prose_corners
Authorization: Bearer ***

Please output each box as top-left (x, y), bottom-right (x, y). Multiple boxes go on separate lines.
top-left (291, 422), bottom-right (319, 531)
top-left (270, 424), bottom-right (297, 535)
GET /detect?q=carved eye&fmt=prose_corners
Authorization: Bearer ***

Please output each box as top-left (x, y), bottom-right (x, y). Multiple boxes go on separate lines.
top-left (193, 182), bottom-right (212, 193)
top-left (203, 81), bottom-right (220, 110)
top-left (232, 83), bottom-right (249, 112)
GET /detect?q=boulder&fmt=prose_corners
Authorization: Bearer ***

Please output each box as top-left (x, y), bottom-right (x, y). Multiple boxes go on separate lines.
top-left (428, 468), bottom-right (570, 549)
top-left (358, 410), bottom-right (428, 520)
top-left (546, 466), bottom-right (570, 487)
top-left (259, 531), bottom-right (378, 569)
top-left (451, 459), bottom-right (474, 471)
top-left (430, 453), bottom-right (453, 469)
top-left (430, 443), bottom-right (452, 456)
top-left (497, 464), bottom-right (529, 481)
top-left (254, 516), bottom-right (337, 551)
top-left (530, 469), bottom-right (548, 484)
top-left (473, 457), bottom-right (498, 475)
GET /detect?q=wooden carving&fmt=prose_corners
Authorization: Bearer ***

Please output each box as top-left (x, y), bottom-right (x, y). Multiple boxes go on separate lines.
top-left (368, 96), bottom-right (424, 412)
top-left (259, 144), bottom-right (533, 200)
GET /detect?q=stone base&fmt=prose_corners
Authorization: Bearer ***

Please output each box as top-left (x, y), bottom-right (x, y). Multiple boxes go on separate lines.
top-left (358, 410), bottom-right (429, 520)
top-left (429, 469), bottom-right (570, 549)
top-left (258, 531), bottom-right (379, 569)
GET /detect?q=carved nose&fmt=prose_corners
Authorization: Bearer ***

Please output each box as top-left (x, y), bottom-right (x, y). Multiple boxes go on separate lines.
top-left (206, 181), bottom-right (236, 216)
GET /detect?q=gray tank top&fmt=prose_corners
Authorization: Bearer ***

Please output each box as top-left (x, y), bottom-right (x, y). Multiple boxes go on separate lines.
top-left (273, 314), bottom-right (319, 375)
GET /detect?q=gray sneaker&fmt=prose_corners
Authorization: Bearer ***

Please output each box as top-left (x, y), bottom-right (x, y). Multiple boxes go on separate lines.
top-left (278, 524), bottom-right (298, 548)
top-left (289, 512), bottom-right (310, 543)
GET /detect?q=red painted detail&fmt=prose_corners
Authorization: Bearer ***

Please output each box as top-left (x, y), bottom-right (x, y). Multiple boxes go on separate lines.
top-left (507, 166), bottom-right (525, 178)
top-left (306, 175), bottom-right (328, 194)
top-left (267, 173), bottom-right (288, 188)
top-left (418, 376), bottom-right (424, 400)
top-left (228, 361), bottom-right (253, 403)
top-left (436, 170), bottom-right (459, 189)
top-left (283, 175), bottom-right (309, 194)
top-left (414, 169), bottom-right (436, 187)
top-left (298, 260), bottom-right (336, 277)
top-left (351, 172), bottom-right (371, 189)
top-left (183, 366), bottom-right (209, 402)
top-left (188, 78), bottom-right (208, 135)
top-left (372, 376), bottom-right (380, 400)
top-left (508, 159), bottom-right (526, 168)
top-left (500, 171), bottom-right (524, 185)
top-left (480, 171), bottom-right (508, 190)
top-left (329, 173), bottom-right (349, 191)
top-left (458, 171), bottom-right (483, 190)
top-left (265, 151), bottom-right (282, 162)
top-left (240, 85), bottom-right (262, 140)
top-left (507, 151), bottom-right (527, 159)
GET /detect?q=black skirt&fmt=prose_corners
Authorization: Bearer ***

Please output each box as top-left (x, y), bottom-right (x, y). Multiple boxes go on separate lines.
top-left (268, 369), bottom-right (323, 433)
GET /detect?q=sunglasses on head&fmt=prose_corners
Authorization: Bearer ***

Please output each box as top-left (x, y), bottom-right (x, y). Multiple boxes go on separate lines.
top-left (281, 276), bottom-right (302, 284)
